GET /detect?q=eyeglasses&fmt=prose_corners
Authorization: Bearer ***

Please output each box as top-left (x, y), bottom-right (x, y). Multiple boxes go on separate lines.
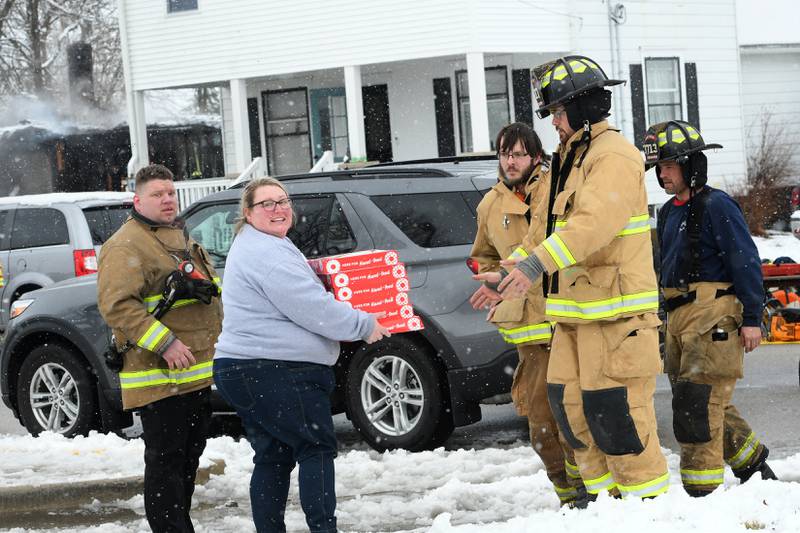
top-left (552, 109), bottom-right (567, 120)
top-left (497, 151), bottom-right (530, 160)
top-left (251, 198), bottom-right (292, 211)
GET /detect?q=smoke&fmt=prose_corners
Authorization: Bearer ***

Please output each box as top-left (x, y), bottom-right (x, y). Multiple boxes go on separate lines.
top-left (0, 94), bottom-right (126, 134)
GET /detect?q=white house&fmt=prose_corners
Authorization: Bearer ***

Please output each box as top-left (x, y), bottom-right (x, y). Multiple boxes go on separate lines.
top-left (117, 0), bottom-right (747, 201)
top-left (737, 0), bottom-right (799, 188)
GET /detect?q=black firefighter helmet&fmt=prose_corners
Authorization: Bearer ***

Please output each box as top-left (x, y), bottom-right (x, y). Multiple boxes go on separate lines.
top-left (642, 120), bottom-right (722, 188)
top-left (532, 55), bottom-right (624, 120)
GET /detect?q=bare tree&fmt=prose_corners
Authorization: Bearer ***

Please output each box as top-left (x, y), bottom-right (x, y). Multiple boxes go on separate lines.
top-left (0, 0), bottom-right (123, 112)
top-left (732, 111), bottom-right (797, 236)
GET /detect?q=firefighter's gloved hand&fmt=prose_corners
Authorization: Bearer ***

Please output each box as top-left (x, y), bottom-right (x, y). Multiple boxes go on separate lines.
top-left (187, 278), bottom-right (220, 304)
top-left (498, 254), bottom-right (545, 299)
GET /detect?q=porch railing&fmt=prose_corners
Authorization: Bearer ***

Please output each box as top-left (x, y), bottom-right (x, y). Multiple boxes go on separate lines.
top-left (229, 157), bottom-right (268, 188)
top-left (174, 178), bottom-right (232, 211)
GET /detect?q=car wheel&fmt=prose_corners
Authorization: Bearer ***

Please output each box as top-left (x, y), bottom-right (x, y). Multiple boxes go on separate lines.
top-left (16, 343), bottom-right (98, 437)
top-left (345, 338), bottom-right (454, 451)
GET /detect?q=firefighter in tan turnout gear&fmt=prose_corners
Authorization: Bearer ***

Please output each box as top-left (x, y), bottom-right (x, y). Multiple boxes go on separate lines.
top-left (98, 164), bottom-right (223, 532)
top-left (485, 56), bottom-right (669, 505)
top-left (644, 120), bottom-right (777, 496)
top-left (470, 122), bottom-right (583, 505)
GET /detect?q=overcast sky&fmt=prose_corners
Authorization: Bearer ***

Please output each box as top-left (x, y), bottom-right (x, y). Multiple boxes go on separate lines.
top-left (736, 0), bottom-right (795, 45)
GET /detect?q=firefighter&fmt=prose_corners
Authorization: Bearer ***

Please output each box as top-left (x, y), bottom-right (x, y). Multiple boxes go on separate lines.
top-left (97, 164), bottom-right (223, 532)
top-left (481, 55), bottom-right (670, 504)
top-left (469, 122), bottom-right (583, 505)
top-left (643, 120), bottom-right (777, 496)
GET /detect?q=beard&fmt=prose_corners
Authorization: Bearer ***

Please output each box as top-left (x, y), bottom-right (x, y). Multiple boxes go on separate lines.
top-left (499, 161), bottom-right (535, 187)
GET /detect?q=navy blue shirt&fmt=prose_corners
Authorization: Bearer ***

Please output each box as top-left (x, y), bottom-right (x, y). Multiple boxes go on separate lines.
top-left (658, 187), bottom-right (764, 327)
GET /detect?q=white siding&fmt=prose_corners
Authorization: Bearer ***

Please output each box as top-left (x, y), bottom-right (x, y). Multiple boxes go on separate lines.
top-left (121, 0), bottom-right (571, 91)
top-left (567, 0), bottom-right (746, 191)
top-left (740, 49), bottom-right (800, 185)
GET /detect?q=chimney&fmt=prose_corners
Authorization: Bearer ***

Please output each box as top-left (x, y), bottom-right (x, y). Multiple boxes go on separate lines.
top-left (67, 42), bottom-right (94, 108)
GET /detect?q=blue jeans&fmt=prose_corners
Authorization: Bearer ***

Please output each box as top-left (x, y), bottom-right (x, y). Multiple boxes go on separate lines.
top-left (213, 358), bottom-right (338, 533)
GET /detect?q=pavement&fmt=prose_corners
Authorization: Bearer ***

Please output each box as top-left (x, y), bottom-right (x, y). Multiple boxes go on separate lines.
top-left (0, 458), bottom-right (225, 521)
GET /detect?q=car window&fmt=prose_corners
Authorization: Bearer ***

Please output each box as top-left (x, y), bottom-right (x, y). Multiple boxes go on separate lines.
top-left (83, 205), bottom-right (132, 245)
top-left (10, 208), bottom-right (69, 249)
top-left (371, 192), bottom-right (477, 248)
top-left (461, 191), bottom-right (484, 214)
top-left (184, 195), bottom-right (357, 267)
top-left (0, 210), bottom-right (9, 250)
top-left (289, 195), bottom-right (357, 258)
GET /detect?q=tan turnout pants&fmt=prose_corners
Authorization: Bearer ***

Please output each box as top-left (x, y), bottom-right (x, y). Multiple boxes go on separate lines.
top-left (664, 284), bottom-right (766, 493)
top-left (512, 343), bottom-right (583, 504)
top-left (545, 315), bottom-right (670, 498)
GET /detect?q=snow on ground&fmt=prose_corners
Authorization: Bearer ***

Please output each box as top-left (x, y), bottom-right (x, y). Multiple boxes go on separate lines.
top-left (1, 431), bottom-right (800, 532)
top-left (753, 231), bottom-right (799, 263)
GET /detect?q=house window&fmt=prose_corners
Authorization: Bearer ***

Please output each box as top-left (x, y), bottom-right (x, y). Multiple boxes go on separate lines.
top-left (167, 0), bottom-right (197, 13)
top-left (645, 57), bottom-right (682, 123)
top-left (456, 66), bottom-right (510, 153)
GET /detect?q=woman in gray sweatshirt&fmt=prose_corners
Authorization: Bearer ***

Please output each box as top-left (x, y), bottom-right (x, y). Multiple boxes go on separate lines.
top-left (213, 177), bottom-right (389, 533)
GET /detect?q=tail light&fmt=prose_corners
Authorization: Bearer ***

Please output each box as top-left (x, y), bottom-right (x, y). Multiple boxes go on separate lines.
top-left (466, 257), bottom-right (480, 275)
top-left (74, 249), bottom-right (98, 277)
top-left (791, 186), bottom-right (800, 210)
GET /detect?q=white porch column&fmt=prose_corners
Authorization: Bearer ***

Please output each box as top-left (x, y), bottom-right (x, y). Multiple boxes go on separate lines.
top-left (229, 78), bottom-right (252, 174)
top-left (126, 89), bottom-right (148, 180)
top-left (466, 52), bottom-right (490, 153)
top-left (344, 65), bottom-right (367, 162)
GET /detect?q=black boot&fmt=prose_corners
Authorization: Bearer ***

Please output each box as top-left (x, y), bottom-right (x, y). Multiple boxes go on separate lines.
top-left (733, 446), bottom-right (779, 483)
top-left (685, 488), bottom-right (713, 498)
top-left (568, 486), bottom-right (597, 509)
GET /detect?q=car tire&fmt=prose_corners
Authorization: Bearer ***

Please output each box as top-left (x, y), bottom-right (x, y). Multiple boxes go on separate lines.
top-left (16, 343), bottom-right (98, 437)
top-left (345, 338), bottom-right (454, 452)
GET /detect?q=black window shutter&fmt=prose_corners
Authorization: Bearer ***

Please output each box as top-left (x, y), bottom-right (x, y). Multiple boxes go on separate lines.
top-left (512, 68), bottom-right (533, 127)
top-left (433, 78), bottom-right (455, 157)
top-left (247, 97), bottom-right (262, 158)
top-left (629, 64), bottom-right (646, 149)
top-left (685, 63), bottom-right (700, 130)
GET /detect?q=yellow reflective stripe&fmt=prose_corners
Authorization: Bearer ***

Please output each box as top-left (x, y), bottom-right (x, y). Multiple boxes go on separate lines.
top-left (685, 125), bottom-right (700, 140)
top-left (145, 293), bottom-right (205, 313)
top-left (507, 247), bottom-right (529, 261)
top-left (497, 322), bottom-right (552, 344)
top-left (541, 69), bottom-right (553, 88)
top-left (144, 294), bottom-right (161, 313)
top-left (546, 290), bottom-right (659, 320)
top-left (542, 234), bottom-right (576, 269)
top-left (554, 484), bottom-right (579, 501)
top-left (619, 472), bottom-right (671, 498)
top-left (727, 432), bottom-right (759, 469)
top-left (658, 131), bottom-right (668, 147)
top-left (213, 276), bottom-right (222, 293)
top-left (680, 468), bottom-right (724, 486)
top-left (554, 215), bottom-right (650, 237)
top-left (671, 129), bottom-right (686, 144)
top-left (119, 361), bottom-right (214, 390)
top-left (584, 471), bottom-right (616, 494)
top-left (552, 64), bottom-right (568, 81)
top-left (569, 59), bottom-right (587, 74)
top-left (137, 320), bottom-right (170, 351)
top-left (617, 214), bottom-right (651, 236)
top-left (171, 298), bottom-right (200, 309)
top-left (565, 460), bottom-right (581, 479)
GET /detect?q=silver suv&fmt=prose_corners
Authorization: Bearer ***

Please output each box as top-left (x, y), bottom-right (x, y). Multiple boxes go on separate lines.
top-left (0, 192), bottom-right (133, 328)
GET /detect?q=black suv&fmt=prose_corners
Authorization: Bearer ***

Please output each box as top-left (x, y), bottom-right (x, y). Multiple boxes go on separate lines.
top-left (0, 158), bottom-right (518, 451)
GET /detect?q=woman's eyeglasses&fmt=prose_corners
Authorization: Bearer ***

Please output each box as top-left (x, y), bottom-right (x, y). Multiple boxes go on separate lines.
top-left (251, 198), bottom-right (292, 211)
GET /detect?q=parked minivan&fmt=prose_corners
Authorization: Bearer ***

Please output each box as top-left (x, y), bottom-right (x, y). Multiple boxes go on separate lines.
top-left (0, 192), bottom-right (133, 328)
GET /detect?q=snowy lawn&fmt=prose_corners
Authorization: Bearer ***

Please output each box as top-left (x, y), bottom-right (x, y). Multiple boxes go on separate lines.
top-left (753, 231), bottom-right (799, 263)
top-left (1, 431), bottom-right (799, 532)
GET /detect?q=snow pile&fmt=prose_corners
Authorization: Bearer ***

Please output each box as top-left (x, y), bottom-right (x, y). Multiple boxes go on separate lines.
top-left (2, 432), bottom-right (800, 532)
top-left (753, 232), bottom-right (799, 263)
